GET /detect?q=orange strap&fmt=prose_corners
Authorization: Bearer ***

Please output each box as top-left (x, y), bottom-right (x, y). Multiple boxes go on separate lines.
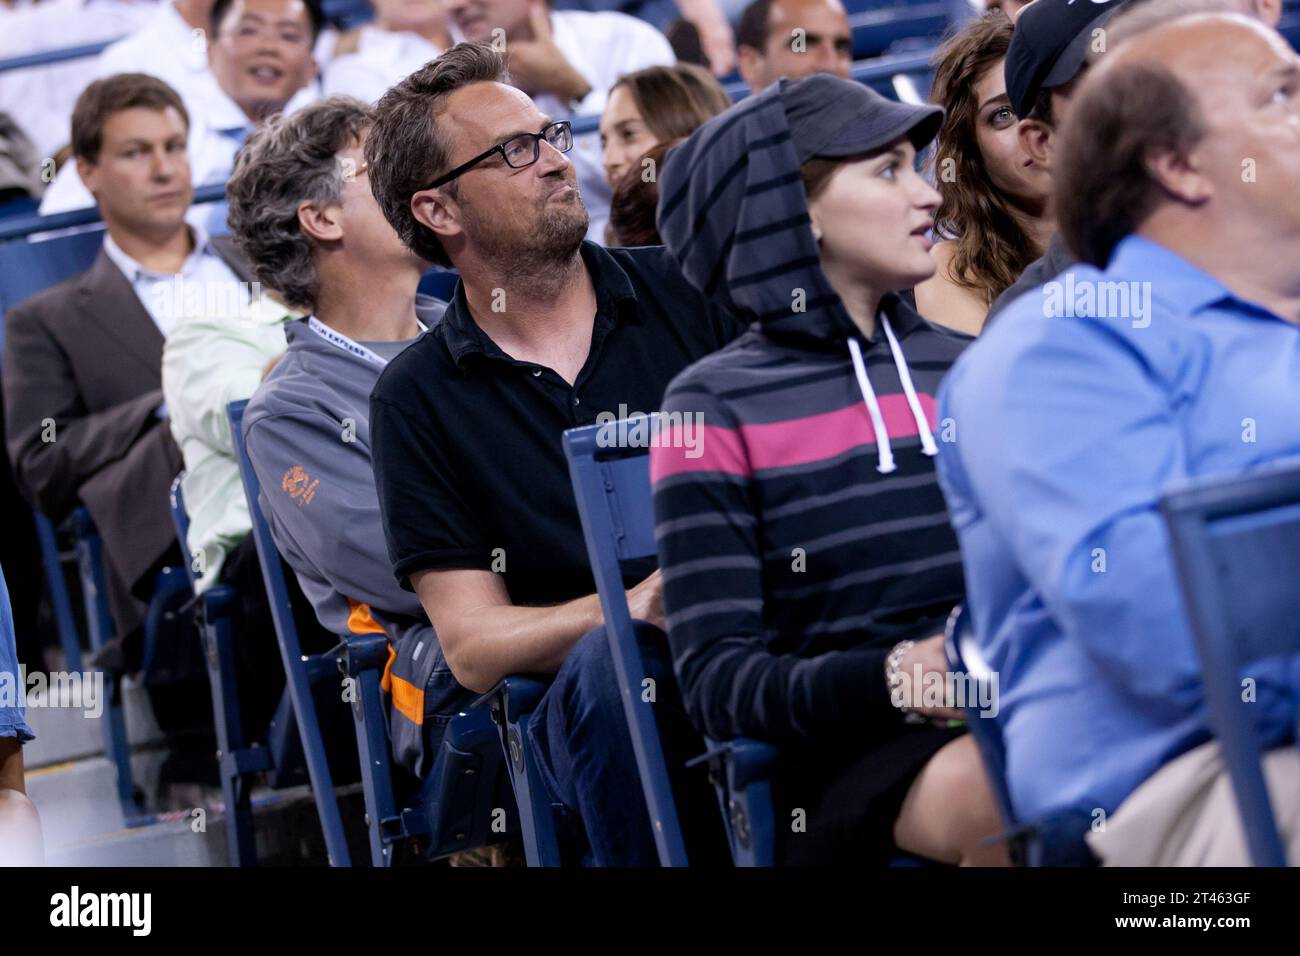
top-left (349, 600), bottom-right (423, 725)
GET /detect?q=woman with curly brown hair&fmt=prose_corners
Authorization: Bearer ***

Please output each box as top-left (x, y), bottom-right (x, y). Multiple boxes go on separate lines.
top-left (914, 10), bottom-right (1053, 335)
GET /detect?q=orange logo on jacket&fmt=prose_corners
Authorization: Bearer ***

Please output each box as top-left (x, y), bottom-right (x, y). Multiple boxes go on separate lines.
top-left (282, 465), bottom-right (319, 506)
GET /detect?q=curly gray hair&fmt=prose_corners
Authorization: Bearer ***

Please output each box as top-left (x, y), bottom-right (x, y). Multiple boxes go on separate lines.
top-left (366, 43), bottom-right (509, 268)
top-left (226, 96), bottom-right (372, 313)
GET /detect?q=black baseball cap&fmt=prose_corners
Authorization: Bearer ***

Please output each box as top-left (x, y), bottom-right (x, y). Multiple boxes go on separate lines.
top-left (782, 73), bottom-right (943, 162)
top-left (1005, 0), bottom-right (1126, 119)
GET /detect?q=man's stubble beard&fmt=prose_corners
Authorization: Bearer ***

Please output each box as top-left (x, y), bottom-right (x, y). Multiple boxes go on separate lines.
top-left (463, 182), bottom-right (590, 285)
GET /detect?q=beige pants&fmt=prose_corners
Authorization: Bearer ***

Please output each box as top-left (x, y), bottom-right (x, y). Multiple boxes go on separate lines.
top-left (1086, 739), bottom-right (1300, 866)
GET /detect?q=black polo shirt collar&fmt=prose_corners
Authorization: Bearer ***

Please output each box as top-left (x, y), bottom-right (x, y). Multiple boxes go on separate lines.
top-left (440, 241), bottom-right (640, 370)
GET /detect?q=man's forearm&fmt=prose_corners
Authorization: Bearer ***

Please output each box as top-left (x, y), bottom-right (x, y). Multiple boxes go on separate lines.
top-left (448, 593), bottom-right (604, 693)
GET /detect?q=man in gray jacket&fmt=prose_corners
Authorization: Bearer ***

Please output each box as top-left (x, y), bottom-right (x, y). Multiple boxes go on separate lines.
top-left (229, 97), bottom-right (470, 776)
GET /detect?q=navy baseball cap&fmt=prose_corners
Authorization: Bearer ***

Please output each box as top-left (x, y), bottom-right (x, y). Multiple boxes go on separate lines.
top-left (782, 73), bottom-right (943, 162)
top-left (1005, 0), bottom-right (1126, 119)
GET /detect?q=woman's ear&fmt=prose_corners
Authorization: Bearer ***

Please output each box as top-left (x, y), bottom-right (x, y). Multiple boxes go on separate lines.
top-left (297, 198), bottom-right (343, 243)
top-left (807, 204), bottom-right (823, 244)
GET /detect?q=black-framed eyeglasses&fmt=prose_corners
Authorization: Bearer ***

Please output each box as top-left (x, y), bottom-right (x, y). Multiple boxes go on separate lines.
top-left (422, 121), bottom-right (574, 190)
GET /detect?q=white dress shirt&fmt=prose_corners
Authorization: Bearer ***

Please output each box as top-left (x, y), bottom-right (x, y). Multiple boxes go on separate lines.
top-left (322, 25), bottom-right (444, 104)
top-left (0, 0), bottom-right (160, 158)
top-left (96, 1), bottom-right (223, 115)
top-left (452, 10), bottom-right (674, 243)
top-left (101, 222), bottom-right (247, 338)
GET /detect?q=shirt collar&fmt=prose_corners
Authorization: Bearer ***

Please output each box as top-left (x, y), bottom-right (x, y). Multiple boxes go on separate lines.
top-left (1106, 234), bottom-right (1234, 316)
top-left (440, 241), bottom-right (639, 369)
top-left (102, 223), bottom-right (215, 283)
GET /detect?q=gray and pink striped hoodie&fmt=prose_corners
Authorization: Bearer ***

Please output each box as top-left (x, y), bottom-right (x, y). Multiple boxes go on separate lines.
top-left (650, 79), bottom-right (972, 746)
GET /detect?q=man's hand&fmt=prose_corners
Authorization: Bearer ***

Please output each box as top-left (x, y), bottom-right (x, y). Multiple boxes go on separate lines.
top-left (692, 11), bottom-right (736, 76)
top-left (893, 634), bottom-right (966, 722)
top-left (507, 1), bottom-right (592, 103)
top-left (626, 568), bottom-right (665, 631)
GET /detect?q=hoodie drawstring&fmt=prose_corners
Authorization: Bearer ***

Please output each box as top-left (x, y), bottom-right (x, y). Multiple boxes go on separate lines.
top-left (847, 316), bottom-right (938, 475)
top-left (881, 316), bottom-right (940, 458)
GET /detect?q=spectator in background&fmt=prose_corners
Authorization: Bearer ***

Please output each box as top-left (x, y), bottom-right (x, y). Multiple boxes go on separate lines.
top-left (230, 97), bottom-right (469, 777)
top-left (598, 62), bottom-right (729, 243)
top-left (606, 138), bottom-right (675, 245)
top-left (0, 112), bottom-right (43, 215)
top-left (365, 44), bottom-right (742, 864)
top-left (5, 74), bottom-right (251, 648)
top-left (3, 75), bottom-right (261, 804)
top-left (984, 0), bottom-right (1032, 18)
top-left (0, 566), bottom-right (43, 866)
top-left (445, 0), bottom-right (675, 242)
top-left (654, 75), bottom-right (1004, 866)
top-left (96, 0), bottom-right (223, 115)
top-left (978, 0), bottom-right (1124, 323)
top-left (0, 0), bottom-right (158, 161)
top-left (323, 0), bottom-right (451, 103)
top-left (913, 10), bottom-right (1051, 336)
top-left (938, 12), bottom-right (1300, 866)
top-left (41, 0), bottom-right (323, 223)
top-left (598, 62), bottom-right (729, 195)
top-left (984, 0), bottom-right (1281, 324)
top-left (554, 0), bottom-right (736, 76)
top-left (98, 0), bottom-right (338, 109)
top-left (734, 0), bottom-right (851, 93)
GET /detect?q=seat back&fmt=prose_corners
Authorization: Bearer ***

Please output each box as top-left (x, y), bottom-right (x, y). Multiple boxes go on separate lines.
top-left (562, 417), bottom-right (688, 866)
top-left (943, 606), bottom-right (1015, 830)
top-left (1160, 461), bottom-right (1300, 867)
top-left (228, 397), bottom-right (352, 865)
top-left (0, 229), bottom-right (105, 325)
top-left (169, 475), bottom-right (198, 589)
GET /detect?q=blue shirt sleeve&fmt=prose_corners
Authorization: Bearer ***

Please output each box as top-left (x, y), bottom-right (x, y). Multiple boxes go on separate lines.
top-left (0, 565), bottom-right (35, 743)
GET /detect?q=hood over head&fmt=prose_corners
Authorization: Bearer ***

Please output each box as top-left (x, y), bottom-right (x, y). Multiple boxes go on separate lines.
top-left (657, 73), bottom-right (941, 345)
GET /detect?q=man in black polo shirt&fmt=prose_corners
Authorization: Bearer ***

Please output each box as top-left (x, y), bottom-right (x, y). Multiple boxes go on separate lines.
top-left (365, 43), bottom-right (741, 865)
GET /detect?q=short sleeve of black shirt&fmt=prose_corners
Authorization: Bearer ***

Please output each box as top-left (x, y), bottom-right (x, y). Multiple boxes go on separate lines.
top-left (370, 242), bottom-right (746, 600)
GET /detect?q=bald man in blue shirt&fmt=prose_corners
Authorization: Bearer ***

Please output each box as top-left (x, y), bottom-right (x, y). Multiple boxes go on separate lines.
top-left (937, 13), bottom-right (1300, 864)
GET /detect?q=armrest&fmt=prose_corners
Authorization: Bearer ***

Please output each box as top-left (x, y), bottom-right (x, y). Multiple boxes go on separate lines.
top-left (472, 674), bottom-right (551, 723)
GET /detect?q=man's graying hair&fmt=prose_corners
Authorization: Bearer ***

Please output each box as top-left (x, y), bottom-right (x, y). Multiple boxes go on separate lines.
top-left (366, 43), bottom-right (510, 268)
top-left (226, 96), bottom-right (371, 313)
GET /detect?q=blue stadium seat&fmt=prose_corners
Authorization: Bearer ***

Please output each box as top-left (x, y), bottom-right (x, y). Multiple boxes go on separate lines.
top-left (686, 736), bottom-right (778, 866)
top-left (474, 674), bottom-right (564, 866)
top-left (563, 419), bottom-right (691, 865)
top-left (228, 398), bottom-right (362, 865)
top-left (169, 475), bottom-right (279, 865)
top-left (1160, 461), bottom-right (1300, 867)
top-left (227, 399), bottom-right (513, 866)
top-left (944, 605), bottom-right (1097, 866)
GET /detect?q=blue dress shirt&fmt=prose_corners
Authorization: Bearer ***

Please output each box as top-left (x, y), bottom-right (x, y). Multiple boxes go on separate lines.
top-left (937, 234), bottom-right (1300, 822)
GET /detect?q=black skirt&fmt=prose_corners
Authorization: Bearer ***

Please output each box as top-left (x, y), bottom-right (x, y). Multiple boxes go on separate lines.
top-left (773, 723), bottom-right (966, 866)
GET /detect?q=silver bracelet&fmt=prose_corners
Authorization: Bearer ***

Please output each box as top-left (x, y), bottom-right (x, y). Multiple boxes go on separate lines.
top-left (885, 639), bottom-right (916, 713)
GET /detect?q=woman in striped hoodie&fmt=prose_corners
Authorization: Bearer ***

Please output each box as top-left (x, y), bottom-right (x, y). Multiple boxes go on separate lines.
top-left (651, 74), bottom-right (1006, 865)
